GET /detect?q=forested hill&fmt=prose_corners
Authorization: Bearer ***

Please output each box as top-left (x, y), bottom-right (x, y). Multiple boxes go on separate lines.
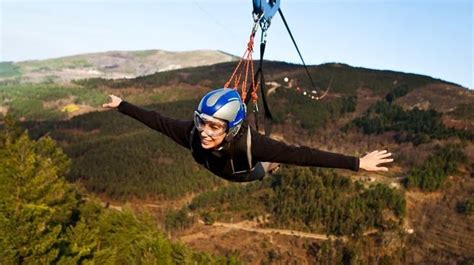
top-left (2, 60), bottom-right (474, 264)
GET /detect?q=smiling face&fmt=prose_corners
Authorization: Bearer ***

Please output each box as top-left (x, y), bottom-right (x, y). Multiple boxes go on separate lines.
top-left (199, 129), bottom-right (227, 149)
top-left (194, 111), bottom-right (228, 149)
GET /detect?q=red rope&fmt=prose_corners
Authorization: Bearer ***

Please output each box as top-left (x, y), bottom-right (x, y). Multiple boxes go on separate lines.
top-left (224, 26), bottom-right (259, 104)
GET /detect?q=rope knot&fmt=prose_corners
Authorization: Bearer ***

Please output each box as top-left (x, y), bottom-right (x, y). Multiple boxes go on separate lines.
top-left (247, 40), bottom-right (254, 51)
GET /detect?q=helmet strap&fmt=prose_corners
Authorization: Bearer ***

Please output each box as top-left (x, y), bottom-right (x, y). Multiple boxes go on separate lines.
top-left (224, 124), bottom-right (242, 142)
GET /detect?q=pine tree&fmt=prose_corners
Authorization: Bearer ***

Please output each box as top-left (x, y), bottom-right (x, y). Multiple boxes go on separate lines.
top-left (0, 118), bottom-right (241, 264)
top-left (0, 119), bottom-right (78, 263)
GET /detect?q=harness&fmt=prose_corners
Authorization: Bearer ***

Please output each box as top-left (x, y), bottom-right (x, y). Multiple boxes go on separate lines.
top-left (189, 123), bottom-right (266, 182)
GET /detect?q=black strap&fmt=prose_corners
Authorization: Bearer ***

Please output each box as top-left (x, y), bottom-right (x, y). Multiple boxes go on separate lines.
top-left (258, 40), bottom-right (273, 136)
top-left (278, 8), bottom-right (317, 91)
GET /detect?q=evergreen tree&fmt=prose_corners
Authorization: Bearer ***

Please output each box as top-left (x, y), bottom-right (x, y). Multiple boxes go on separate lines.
top-left (0, 118), bottom-right (241, 264)
top-left (0, 119), bottom-right (77, 263)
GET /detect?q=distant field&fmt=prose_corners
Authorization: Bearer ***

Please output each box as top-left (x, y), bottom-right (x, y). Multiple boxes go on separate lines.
top-left (0, 83), bottom-right (107, 120)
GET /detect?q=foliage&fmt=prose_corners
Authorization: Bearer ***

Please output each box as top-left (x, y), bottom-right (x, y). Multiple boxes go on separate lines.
top-left (185, 167), bottom-right (405, 237)
top-left (187, 179), bottom-right (271, 223)
top-left (307, 237), bottom-right (403, 265)
top-left (0, 118), bottom-right (240, 264)
top-left (165, 208), bottom-right (195, 231)
top-left (270, 88), bottom-right (356, 130)
top-left (406, 145), bottom-right (467, 191)
top-left (289, 63), bottom-right (438, 96)
top-left (0, 119), bottom-right (76, 263)
top-left (0, 83), bottom-right (106, 120)
top-left (269, 168), bottom-right (405, 236)
top-left (351, 84), bottom-right (474, 144)
top-left (352, 100), bottom-right (474, 145)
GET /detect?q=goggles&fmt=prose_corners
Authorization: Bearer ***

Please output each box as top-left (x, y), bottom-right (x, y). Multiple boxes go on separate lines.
top-left (193, 111), bottom-right (228, 137)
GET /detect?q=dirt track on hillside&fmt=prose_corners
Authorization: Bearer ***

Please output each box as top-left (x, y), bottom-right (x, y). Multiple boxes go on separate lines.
top-left (209, 220), bottom-right (333, 240)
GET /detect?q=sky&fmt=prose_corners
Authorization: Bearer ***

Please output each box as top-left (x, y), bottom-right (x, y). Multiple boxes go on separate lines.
top-left (1, 0), bottom-right (472, 89)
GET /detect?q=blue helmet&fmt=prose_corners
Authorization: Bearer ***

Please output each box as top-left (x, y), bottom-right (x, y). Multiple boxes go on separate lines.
top-left (196, 88), bottom-right (246, 137)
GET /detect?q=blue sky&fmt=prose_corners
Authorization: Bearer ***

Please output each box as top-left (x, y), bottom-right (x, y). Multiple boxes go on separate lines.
top-left (1, 0), bottom-right (472, 89)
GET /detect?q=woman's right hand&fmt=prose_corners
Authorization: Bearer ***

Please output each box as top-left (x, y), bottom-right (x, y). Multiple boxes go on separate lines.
top-left (102, 95), bottom-right (123, 109)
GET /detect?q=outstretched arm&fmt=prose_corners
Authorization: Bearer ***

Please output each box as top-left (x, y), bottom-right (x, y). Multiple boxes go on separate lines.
top-left (102, 95), bottom-right (193, 148)
top-left (251, 129), bottom-right (393, 172)
top-left (251, 129), bottom-right (359, 171)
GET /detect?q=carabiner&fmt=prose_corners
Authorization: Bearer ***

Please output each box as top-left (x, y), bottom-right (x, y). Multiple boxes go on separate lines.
top-left (252, 0), bottom-right (280, 23)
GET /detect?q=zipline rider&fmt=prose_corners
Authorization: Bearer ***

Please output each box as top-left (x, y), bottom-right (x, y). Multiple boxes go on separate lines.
top-left (103, 88), bottom-right (393, 182)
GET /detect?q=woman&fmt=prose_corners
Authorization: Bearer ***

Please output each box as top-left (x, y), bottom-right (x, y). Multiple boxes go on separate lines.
top-left (103, 88), bottom-right (393, 182)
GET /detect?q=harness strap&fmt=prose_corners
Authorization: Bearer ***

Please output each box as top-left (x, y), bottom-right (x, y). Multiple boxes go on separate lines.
top-left (246, 128), bottom-right (252, 169)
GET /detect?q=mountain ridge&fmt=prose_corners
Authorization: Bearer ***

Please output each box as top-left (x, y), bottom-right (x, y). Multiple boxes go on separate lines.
top-left (0, 49), bottom-right (238, 83)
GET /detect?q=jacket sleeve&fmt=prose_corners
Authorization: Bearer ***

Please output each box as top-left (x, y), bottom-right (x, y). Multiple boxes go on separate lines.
top-left (117, 101), bottom-right (194, 149)
top-left (250, 129), bottom-right (359, 171)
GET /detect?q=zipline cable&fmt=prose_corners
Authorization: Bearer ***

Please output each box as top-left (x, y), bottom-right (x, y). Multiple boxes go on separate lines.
top-left (278, 8), bottom-right (329, 100)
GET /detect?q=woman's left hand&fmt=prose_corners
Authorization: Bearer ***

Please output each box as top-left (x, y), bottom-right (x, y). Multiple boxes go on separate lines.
top-left (359, 150), bottom-right (394, 172)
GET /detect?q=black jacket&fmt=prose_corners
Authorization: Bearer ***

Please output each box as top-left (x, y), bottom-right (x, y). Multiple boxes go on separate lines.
top-left (118, 101), bottom-right (359, 181)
